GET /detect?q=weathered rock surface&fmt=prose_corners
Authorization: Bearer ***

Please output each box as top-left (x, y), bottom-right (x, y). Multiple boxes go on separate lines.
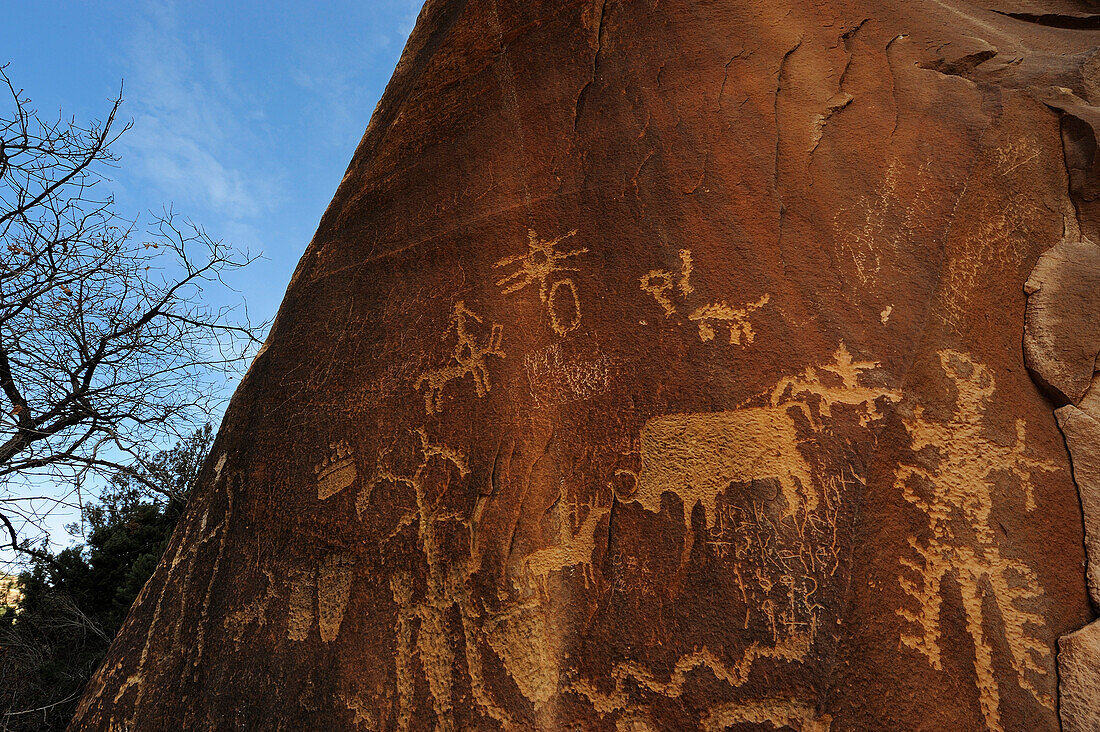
top-left (74, 1), bottom-right (1100, 730)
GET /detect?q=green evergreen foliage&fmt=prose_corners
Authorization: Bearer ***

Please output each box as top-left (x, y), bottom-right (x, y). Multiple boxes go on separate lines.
top-left (0, 426), bottom-right (211, 731)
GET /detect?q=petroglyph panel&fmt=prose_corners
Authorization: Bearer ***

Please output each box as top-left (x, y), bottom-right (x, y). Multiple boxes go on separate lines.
top-left (894, 350), bottom-right (1059, 731)
top-left (495, 228), bottom-right (587, 336)
top-left (415, 301), bottom-right (505, 415)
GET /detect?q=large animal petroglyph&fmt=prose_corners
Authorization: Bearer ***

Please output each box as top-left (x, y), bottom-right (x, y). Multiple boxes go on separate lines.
top-left (414, 300), bottom-right (505, 415)
top-left (495, 228), bottom-right (588, 336)
top-left (628, 344), bottom-right (898, 529)
top-left (894, 350), bottom-right (1059, 731)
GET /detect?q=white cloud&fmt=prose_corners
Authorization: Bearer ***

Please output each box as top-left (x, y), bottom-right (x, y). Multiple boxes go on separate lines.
top-left (120, 2), bottom-right (275, 218)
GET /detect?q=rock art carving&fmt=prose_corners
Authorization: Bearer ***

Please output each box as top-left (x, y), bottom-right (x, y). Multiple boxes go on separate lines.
top-left (315, 440), bottom-right (357, 500)
top-left (284, 552), bottom-right (356, 644)
top-left (701, 697), bottom-right (832, 732)
top-left (414, 300), bottom-right (505, 415)
top-left (639, 248), bottom-right (694, 317)
top-left (689, 294), bottom-right (771, 345)
top-left (640, 248), bottom-right (770, 346)
top-left (629, 345), bottom-right (897, 528)
top-left (894, 350), bottom-right (1058, 731)
top-left (523, 500), bottom-right (609, 595)
top-left (833, 160), bottom-right (935, 286)
top-left (495, 228), bottom-right (587, 336)
top-left (570, 629), bottom-right (814, 721)
top-left (360, 428), bottom-right (528, 728)
top-left (523, 341), bottom-right (612, 407)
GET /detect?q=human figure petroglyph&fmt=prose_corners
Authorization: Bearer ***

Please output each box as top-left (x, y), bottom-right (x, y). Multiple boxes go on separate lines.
top-left (495, 228), bottom-right (587, 336)
top-left (894, 350), bottom-right (1059, 731)
top-left (360, 428), bottom-right (535, 728)
top-left (414, 300), bottom-right (505, 415)
top-left (689, 294), bottom-right (770, 345)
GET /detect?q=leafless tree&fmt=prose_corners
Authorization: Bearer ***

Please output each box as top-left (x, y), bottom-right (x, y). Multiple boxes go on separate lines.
top-left (0, 66), bottom-right (265, 565)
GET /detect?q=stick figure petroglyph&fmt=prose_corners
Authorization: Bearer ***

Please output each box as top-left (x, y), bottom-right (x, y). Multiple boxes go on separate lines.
top-left (894, 350), bottom-right (1059, 731)
top-left (414, 300), bottom-right (505, 415)
top-left (495, 228), bottom-right (587, 336)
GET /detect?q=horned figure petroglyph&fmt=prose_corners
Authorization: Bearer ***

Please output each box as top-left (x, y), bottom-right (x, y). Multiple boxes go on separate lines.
top-left (495, 228), bottom-right (588, 336)
top-left (894, 350), bottom-right (1059, 732)
top-left (414, 300), bottom-right (505, 415)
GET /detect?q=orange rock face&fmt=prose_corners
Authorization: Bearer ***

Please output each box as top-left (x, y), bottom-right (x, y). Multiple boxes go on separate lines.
top-left (74, 1), bottom-right (1100, 729)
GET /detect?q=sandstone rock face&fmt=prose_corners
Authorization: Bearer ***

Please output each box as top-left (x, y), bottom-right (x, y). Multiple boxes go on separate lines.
top-left (74, 1), bottom-right (1099, 730)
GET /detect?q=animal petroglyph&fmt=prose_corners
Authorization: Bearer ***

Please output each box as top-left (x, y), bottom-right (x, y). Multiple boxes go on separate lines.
top-left (415, 300), bottom-right (505, 415)
top-left (639, 248), bottom-right (769, 346)
top-left (524, 500), bottom-right (609, 595)
top-left (630, 345), bottom-right (897, 528)
top-left (315, 440), bottom-right (357, 500)
top-left (495, 228), bottom-right (588, 336)
top-left (689, 294), bottom-right (770, 345)
top-left (894, 350), bottom-right (1059, 731)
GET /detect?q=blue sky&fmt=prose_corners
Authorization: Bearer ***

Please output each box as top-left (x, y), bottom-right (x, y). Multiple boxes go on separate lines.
top-left (1, 1), bottom-right (423, 556)
top-left (3, 0), bottom-right (422, 325)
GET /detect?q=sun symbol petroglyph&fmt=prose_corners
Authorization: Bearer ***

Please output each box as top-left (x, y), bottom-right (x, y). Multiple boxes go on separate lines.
top-left (894, 350), bottom-right (1059, 731)
top-left (414, 300), bottom-right (505, 415)
top-left (315, 440), bottom-right (357, 500)
top-left (689, 294), bottom-right (771, 345)
top-left (495, 228), bottom-right (587, 336)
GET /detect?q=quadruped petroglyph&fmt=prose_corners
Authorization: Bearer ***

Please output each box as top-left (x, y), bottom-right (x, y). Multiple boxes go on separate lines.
top-left (894, 350), bottom-right (1059, 731)
top-left (495, 228), bottom-right (588, 336)
top-left (414, 300), bottom-right (505, 415)
top-left (627, 344), bottom-right (898, 529)
top-left (639, 247), bottom-right (770, 345)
